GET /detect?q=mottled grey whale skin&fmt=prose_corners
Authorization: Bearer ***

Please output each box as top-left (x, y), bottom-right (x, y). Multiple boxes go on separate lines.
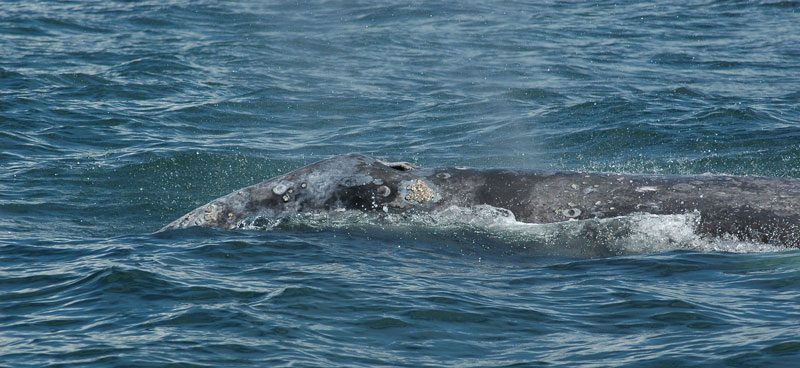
top-left (160, 154), bottom-right (800, 246)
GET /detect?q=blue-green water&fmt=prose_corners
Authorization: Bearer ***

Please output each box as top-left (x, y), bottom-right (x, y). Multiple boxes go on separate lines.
top-left (3, 1), bottom-right (800, 366)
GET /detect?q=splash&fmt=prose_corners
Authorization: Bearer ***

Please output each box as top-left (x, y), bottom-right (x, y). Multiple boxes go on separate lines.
top-left (234, 205), bottom-right (789, 258)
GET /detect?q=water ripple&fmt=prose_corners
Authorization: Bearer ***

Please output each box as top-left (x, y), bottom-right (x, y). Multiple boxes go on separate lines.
top-left (4, 0), bottom-right (800, 366)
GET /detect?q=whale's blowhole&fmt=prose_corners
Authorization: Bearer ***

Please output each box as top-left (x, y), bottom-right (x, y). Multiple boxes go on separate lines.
top-left (378, 159), bottom-right (416, 172)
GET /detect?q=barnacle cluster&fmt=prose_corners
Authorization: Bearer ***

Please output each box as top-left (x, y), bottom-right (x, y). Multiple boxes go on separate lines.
top-left (404, 179), bottom-right (435, 203)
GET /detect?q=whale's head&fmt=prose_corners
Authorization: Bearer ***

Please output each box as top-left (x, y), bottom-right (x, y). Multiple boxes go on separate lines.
top-left (159, 154), bottom-right (443, 231)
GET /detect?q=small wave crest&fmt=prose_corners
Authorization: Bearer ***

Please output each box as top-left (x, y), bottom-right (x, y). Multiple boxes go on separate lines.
top-left (234, 205), bottom-right (788, 258)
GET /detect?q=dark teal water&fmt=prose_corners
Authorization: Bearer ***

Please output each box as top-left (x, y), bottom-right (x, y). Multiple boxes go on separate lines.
top-left (3, 1), bottom-right (800, 366)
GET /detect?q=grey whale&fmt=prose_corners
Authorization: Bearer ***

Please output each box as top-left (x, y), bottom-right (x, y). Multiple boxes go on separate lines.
top-left (160, 154), bottom-right (800, 247)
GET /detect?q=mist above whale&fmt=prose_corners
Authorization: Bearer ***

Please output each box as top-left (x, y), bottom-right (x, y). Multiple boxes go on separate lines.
top-left (160, 154), bottom-right (800, 247)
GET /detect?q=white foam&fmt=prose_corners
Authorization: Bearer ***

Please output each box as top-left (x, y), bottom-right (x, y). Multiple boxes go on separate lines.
top-left (236, 205), bottom-right (790, 257)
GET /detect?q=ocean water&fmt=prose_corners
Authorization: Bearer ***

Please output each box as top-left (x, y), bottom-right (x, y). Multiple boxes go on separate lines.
top-left (2, 0), bottom-right (800, 366)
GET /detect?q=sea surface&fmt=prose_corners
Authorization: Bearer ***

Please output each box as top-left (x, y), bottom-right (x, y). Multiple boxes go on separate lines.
top-left (2, 0), bottom-right (800, 366)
